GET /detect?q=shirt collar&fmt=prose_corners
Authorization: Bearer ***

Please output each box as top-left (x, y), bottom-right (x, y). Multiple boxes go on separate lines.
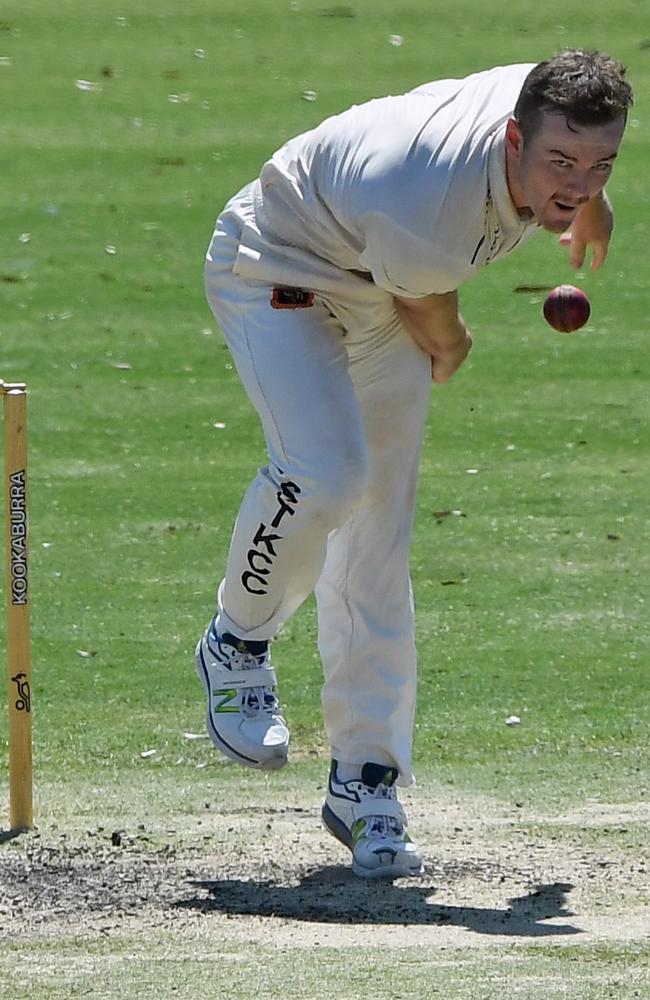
top-left (488, 123), bottom-right (538, 234)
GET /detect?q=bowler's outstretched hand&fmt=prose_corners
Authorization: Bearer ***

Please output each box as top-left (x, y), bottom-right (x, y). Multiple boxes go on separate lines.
top-left (560, 190), bottom-right (614, 271)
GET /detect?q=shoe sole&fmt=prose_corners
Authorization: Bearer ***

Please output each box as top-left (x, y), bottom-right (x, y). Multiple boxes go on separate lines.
top-left (321, 803), bottom-right (424, 879)
top-left (195, 639), bottom-right (288, 771)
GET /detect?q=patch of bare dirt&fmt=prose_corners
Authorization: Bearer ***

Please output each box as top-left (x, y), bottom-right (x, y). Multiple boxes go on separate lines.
top-left (1, 796), bottom-right (648, 950)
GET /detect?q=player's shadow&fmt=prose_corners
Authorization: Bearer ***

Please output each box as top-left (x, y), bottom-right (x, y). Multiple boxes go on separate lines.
top-left (175, 868), bottom-right (580, 937)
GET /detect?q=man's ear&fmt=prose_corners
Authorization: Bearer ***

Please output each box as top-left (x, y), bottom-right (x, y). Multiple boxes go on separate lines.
top-left (505, 118), bottom-right (523, 159)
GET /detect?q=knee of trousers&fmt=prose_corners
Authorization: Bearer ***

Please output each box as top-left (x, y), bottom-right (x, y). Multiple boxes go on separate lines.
top-left (278, 451), bottom-right (369, 533)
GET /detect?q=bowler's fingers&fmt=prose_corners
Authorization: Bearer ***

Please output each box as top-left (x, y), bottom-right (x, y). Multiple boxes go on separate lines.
top-left (559, 231), bottom-right (609, 272)
top-left (559, 231), bottom-right (586, 270)
top-left (589, 238), bottom-right (609, 271)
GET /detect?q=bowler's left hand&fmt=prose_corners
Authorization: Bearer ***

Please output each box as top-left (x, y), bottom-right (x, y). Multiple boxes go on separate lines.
top-left (560, 191), bottom-right (614, 272)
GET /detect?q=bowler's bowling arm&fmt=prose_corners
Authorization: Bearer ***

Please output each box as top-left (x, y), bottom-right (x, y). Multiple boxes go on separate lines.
top-left (394, 290), bottom-right (472, 383)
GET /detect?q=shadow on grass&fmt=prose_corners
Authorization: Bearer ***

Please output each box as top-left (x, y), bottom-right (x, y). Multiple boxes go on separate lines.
top-left (175, 869), bottom-right (580, 937)
top-left (0, 827), bottom-right (30, 845)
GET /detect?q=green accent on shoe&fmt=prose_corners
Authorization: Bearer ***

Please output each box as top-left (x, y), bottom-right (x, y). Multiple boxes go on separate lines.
top-left (351, 819), bottom-right (366, 844)
top-left (212, 688), bottom-right (241, 713)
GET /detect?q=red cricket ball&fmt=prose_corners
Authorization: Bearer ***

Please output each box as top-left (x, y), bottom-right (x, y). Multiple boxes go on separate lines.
top-left (543, 284), bottom-right (591, 333)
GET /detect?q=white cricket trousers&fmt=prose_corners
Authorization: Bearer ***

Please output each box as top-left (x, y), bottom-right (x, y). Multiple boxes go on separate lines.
top-left (204, 203), bottom-right (432, 785)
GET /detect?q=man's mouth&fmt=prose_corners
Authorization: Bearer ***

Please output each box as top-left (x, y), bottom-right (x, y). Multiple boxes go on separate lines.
top-left (553, 200), bottom-right (578, 213)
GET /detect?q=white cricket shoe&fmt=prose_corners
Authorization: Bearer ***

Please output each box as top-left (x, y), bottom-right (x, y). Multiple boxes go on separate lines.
top-left (321, 761), bottom-right (424, 879)
top-left (195, 622), bottom-right (289, 770)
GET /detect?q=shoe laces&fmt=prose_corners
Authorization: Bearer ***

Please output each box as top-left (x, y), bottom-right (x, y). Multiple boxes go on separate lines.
top-left (233, 649), bottom-right (262, 670)
top-left (215, 639), bottom-right (265, 672)
top-left (363, 782), bottom-right (404, 839)
top-left (242, 685), bottom-right (279, 717)
top-left (229, 648), bottom-right (278, 718)
top-left (210, 634), bottom-right (278, 718)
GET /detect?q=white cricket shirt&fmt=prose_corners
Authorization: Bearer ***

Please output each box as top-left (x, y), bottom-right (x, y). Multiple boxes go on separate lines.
top-left (225, 64), bottom-right (540, 299)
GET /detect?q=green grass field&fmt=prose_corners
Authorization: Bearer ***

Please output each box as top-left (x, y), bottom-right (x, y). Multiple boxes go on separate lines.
top-left (1, 1), bottom-right (649, 996)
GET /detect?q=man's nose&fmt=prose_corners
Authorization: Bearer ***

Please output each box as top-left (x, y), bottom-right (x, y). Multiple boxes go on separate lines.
top-left (563, 173), bottom-right (591, 203)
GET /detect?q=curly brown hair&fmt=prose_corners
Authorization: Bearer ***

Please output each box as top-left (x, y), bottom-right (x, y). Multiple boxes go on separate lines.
top-left (514, 49), bottom-right (634, 140)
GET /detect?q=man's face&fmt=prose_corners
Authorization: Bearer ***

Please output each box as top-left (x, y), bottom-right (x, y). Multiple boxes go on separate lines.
top-left (505, 111), bottom-right (627, 233)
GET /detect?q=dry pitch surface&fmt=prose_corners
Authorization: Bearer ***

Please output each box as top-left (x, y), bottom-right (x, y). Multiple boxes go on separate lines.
top-left (2, 789), bottom-right (648, 956)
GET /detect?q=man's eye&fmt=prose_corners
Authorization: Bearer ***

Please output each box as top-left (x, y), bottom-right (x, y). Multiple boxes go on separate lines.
top-left (552, 160), bottom-right (571, 168)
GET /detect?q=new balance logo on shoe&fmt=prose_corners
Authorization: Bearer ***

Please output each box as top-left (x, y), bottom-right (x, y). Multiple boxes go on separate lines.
top-left (212, 688), bottom-right (240, 713)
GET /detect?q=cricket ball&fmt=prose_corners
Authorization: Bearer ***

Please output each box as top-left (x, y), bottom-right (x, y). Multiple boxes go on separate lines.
top-left (543, 284), bottom-right (591, 333)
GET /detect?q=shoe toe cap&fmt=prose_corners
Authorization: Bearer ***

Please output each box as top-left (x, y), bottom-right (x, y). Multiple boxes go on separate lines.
top-left (354, 837), bottom-right (422, 875)
top-left (241, 718), bottom-right (289, 750)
